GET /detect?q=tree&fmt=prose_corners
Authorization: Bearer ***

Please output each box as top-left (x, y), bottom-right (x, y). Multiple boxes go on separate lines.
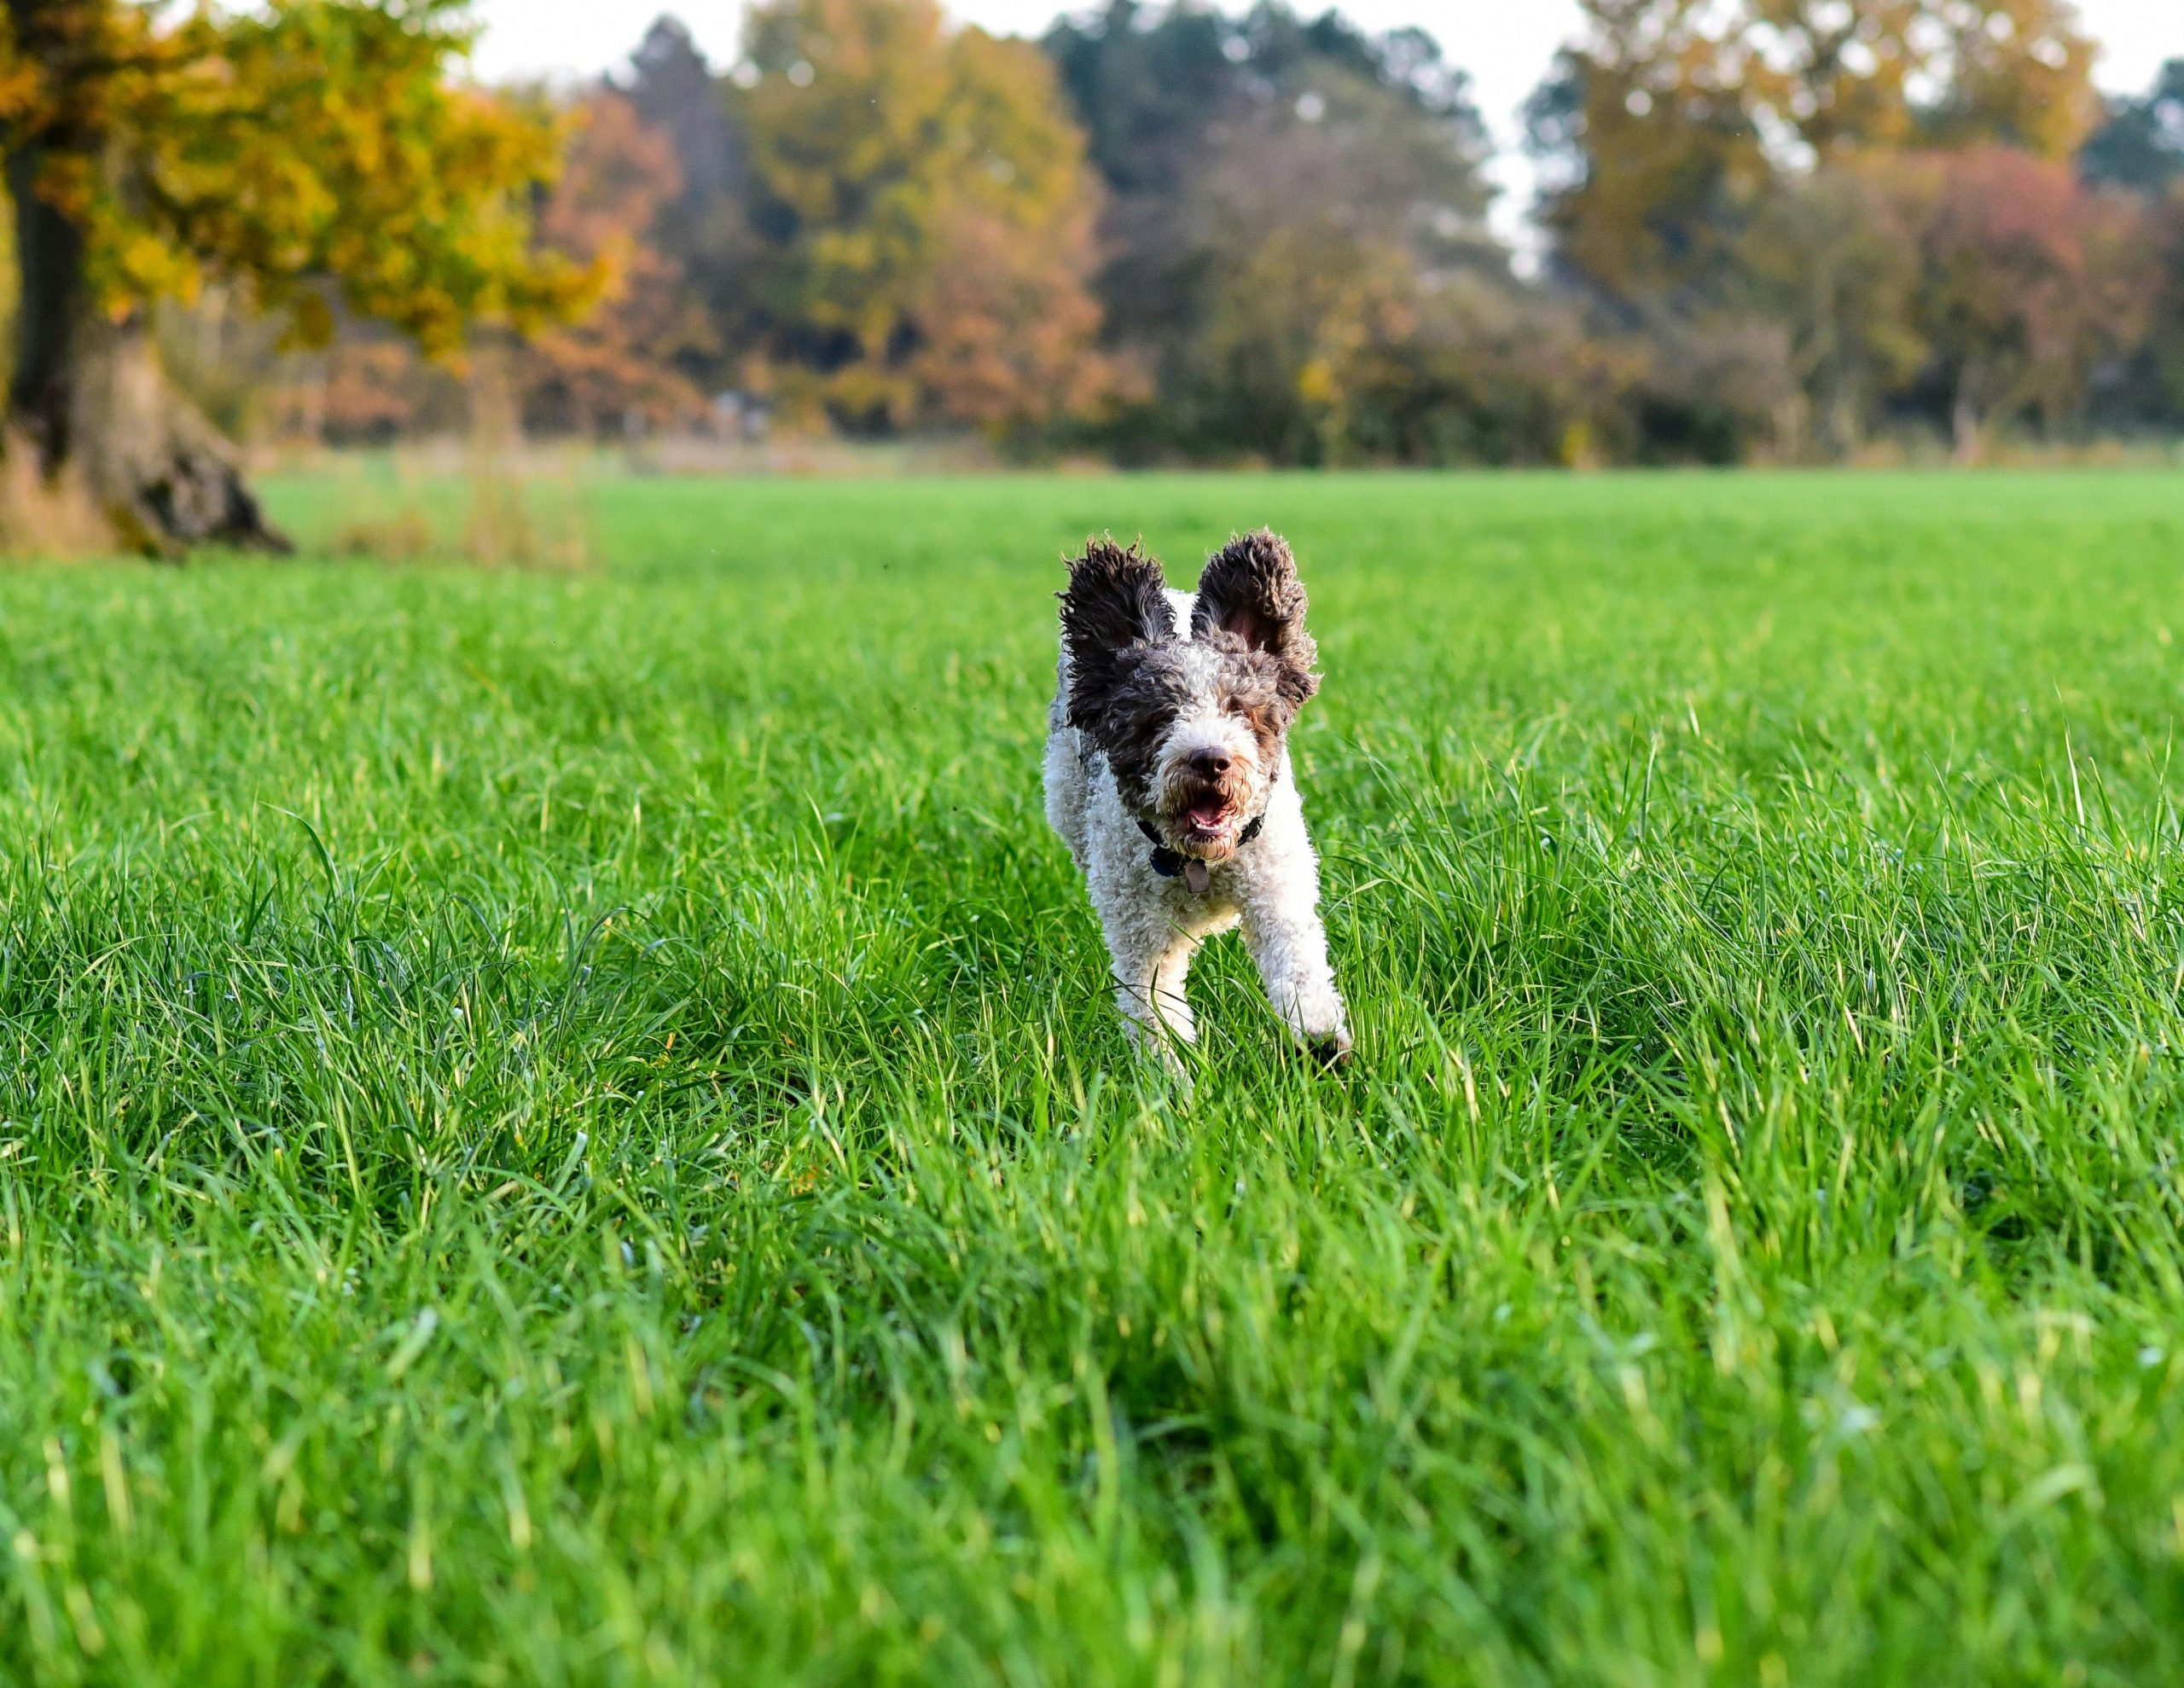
top-left (2148, 189), bottom-right (2184, 418)
top-left (1920, 0), bottom-right (2100, 160)
top-left (2081, 61), bottom-right (2184, 193)
top-left (1525, 0), bottom-right (1774, 301)
top-left (1043, 0), bottom-right (1233, 201)
top-left (621, 15), bottom-right (752, 396)
top-left (735, 0), bottom-right (1113, 433)
top-left (898, 197), bottom-right (1112, 435)
top-left (1734, 165), bottom-right (1926, 455)
top-left (2077, 61), bottom-right (2184, 427)
top-left (517, 92), bottom-right (714, 436)
top-left (1166, 56), bottom-right (1497, 461)
top-left (1877, 146), bottom-right (2157, 457)
top-left (1530, 0), bottom-right (2102, 302)
top-left (1044, 1), bottom-right (1500, 461)
top-left (0, 0), bottom-right (593, 553)
top-left (625, 16), bottom-right (746, 221)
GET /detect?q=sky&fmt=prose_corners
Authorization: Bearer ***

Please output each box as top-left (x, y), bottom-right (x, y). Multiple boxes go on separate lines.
top-left (469, 0), bottom-right (2183, 245)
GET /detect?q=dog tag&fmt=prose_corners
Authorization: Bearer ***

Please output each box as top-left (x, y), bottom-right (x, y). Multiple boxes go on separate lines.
top-left (1183, 861), bottom-right (1211, 895)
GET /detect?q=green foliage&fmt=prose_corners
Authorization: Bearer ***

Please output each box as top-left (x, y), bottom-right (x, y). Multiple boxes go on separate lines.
top-left (1046, 0), bottom-right (1483, 198)
top-left (0, 0), bottom-right (595, 355)
top-left (2082, 60), bottom-right (2184, 194)
top-left (5, 469), bottom-right (2184, 1675)
top-left (1045, 0), bottom-right (1502, 464)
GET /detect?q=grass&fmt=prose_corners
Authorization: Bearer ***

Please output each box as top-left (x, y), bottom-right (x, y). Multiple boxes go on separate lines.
top-left (3, 467), bottom-right (2184, 1684)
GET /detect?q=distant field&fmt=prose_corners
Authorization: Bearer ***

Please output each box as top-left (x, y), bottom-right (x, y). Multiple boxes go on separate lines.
top-left (6, 468), bottom-right (2184, 1683)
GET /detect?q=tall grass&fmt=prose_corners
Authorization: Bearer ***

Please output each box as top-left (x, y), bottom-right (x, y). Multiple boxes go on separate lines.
top-left (319, 355), bottom-right (595, 569)
top-left (315, 446), bottom-right (595, 570)
top-left (0, 431), bottom-right (113, 558)
top-left (2, 469), bottom-right (2183, 1683)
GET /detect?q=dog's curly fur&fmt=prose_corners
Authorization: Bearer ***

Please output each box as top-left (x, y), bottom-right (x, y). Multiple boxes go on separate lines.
top-left (1045, 530), bottom-right (1350, 1068)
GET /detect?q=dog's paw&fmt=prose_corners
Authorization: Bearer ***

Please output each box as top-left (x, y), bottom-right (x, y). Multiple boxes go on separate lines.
top-left (1305, 1029), bottom-right (1353, 1072)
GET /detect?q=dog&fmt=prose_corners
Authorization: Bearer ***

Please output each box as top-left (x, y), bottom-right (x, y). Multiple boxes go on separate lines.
top-left (1044, 530), bottom-right (1351, 1069)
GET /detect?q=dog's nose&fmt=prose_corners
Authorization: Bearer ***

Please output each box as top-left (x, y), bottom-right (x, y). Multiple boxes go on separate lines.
top-left (1188, 749), bottom-right (1232, 779)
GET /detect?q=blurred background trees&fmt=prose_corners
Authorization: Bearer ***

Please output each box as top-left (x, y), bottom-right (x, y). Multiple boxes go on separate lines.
top-left (53, 0), bottom-right (2184, 478)
top-left (1044, 3), bottom-right (1506, 461)
top-left (1524, 0), bottom-right (2157, 461)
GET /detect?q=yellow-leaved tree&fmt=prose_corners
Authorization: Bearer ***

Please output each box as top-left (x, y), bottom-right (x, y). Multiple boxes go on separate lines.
top-left (1531, 0), bottom-right (2101, 302)
top-left (0, 0), bottom-right (596, 553)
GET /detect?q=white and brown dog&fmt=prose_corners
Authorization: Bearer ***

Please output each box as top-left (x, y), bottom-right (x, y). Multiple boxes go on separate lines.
top-left (1044, 531), bottom-right (1350, 1068)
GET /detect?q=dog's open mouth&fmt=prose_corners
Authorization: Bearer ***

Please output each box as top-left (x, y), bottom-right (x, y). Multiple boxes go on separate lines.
top-left (1184, 798), bottom-right (1234, 838)
top-left (1172, 788), bottom-right (1242, 857)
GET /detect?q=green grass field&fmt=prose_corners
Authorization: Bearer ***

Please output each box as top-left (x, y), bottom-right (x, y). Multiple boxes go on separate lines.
top-left (4, 468), bottom-right (2184, 1684)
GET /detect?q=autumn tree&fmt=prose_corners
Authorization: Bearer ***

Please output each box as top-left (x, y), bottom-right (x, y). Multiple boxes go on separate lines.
top-left (1876, 146), bottom-right (2157, 456)
top-left (517, 92), bottom-right (715, 437)
top-left (1920, 0), bottom-right (2101, 159)
top-left (1530, 0), bottom-right (2101, 301)
top-left (0, 0), bottom-right (592, 552)
top-left (734, 0), bottom-right (1112, 433)
top-left (1733, 164), bottom-right (1926, 455)
top-left (1524, 0), bottom-right (1773, 300)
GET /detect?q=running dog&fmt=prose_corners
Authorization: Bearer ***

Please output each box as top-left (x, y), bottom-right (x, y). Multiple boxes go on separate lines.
top-left (1044, 531), bottom-right (1350, 1068)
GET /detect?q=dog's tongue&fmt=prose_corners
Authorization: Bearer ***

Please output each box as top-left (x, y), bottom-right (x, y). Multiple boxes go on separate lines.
top-left (1183, 860), bottom-right (1211, 894)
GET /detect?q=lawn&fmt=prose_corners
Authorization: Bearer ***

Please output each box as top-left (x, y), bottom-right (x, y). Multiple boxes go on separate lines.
top-left (4, 467), bottom-right (2184, 1685)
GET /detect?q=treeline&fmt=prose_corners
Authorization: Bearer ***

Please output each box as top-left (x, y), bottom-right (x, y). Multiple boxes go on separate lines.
top-left (246, 0), bottom-right (2184, 466)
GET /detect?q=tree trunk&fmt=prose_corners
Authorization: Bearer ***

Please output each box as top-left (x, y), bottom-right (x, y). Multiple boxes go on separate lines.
top-left (1949, 375), bottom-right (1984, 467)
top-left (1823, 388), bottom-right (1862, 462)
top-left (5, 142), bottom-right (290, 557)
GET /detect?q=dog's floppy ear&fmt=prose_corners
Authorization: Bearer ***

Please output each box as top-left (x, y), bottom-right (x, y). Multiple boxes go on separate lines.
top-left (1193, 530), bottom-right (1318, 701)
top-left (1062, 537), bottom-right (1170, 657)
top-left (1060, 538), bottom-right (1171, 724)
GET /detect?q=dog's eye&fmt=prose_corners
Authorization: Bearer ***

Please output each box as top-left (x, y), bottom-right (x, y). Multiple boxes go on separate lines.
top-left (1220, 695), bottom-right (1246, 716)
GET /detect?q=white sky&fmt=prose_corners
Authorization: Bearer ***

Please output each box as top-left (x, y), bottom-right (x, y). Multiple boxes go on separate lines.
top-left (469, 0), bottom-right (2183, 245)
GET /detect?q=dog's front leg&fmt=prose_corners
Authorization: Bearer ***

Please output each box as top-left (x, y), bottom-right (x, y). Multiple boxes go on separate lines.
top-left (1103, 913), bottom-right (1199, 1071)
top-left (1240, 888), bottom-right (1350, 1067)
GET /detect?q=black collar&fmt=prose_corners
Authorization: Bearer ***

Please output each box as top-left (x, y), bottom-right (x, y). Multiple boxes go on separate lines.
top-left (1138, 808), bottom-right (1267, 881)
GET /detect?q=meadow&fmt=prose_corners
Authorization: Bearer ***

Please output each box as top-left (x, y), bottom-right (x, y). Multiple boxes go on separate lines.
top-left (3, 467), bottom-right (2184, 1685)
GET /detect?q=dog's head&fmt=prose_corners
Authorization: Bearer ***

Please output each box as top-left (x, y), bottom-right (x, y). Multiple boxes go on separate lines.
top-left (1060, 531), bottom-right (1320, 862)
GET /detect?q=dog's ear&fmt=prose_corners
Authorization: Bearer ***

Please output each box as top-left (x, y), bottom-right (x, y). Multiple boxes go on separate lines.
top-left (1193, 530), bottom-right (1318, 703)
top-left (1060, 539), bottom-right (1171, 723)
top-left (1062, 538), bottom-right (1170, 657)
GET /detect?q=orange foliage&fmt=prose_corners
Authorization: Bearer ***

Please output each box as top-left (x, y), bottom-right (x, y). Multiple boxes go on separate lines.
top-left (740, 0), bottom-right (1115, 432)
top-left (516, 94), bottom-right (715, 435)
top-left (906, 202), bottom-right (1117, 432)
top-left (1869, 144), bottom-right (2160, 450)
